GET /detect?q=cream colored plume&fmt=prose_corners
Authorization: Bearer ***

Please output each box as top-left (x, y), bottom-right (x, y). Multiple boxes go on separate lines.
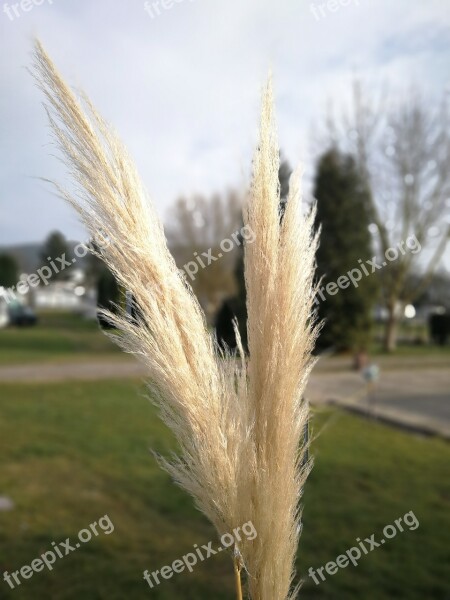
top-left (32, 40), bottom-right (319, 599)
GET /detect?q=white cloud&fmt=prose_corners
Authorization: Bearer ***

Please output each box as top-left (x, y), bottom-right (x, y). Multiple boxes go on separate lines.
top-left (0, 0), bottom-right (448, 249)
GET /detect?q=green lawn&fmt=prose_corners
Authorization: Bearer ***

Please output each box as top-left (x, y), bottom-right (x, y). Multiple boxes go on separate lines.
top-left (371, 321), bottom-right (450, 356)
top-left (0, 313), bottom-right (121, 364)
top-left (1, 311), bottom-right (448, 366)
top-left (0, 380), bottom-right (448, 599)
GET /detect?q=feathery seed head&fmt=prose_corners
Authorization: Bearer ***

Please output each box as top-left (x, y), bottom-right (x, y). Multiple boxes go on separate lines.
top-left (32, 42), bottom-right (318, 599)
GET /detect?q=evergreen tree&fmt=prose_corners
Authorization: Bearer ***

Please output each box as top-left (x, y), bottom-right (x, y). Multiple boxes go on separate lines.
top-left (85, 240), bottom-right (106, 287)
top-left (96, 268), bottom-right (121, 328)
top-left (313, 148), bottom-right (378, 352)
top-left (215, 155), bottom-right (292, 350)
top-left (40, 231), bottom-right (72, 280)
top-left (0, 254), bottom-right (19, 288)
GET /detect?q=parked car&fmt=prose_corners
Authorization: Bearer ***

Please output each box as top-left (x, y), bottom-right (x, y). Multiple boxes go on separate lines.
top-left (7, 301), bottom-right (38, 327)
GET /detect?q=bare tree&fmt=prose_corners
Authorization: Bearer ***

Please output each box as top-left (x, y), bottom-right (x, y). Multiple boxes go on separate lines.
top-left (166, 191), bottom-right (243, 323)
top-left (326, 80), bottom-right (450, 351)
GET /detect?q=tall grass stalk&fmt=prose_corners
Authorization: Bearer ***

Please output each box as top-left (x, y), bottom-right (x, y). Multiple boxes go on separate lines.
top-left (32, 40), bottom-right (319, 599)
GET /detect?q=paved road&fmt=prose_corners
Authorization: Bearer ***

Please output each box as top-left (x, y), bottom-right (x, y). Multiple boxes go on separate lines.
top-left (0, 357), bottom-right (448, 436)
top-left (0, 359), bottom-right (145, 383)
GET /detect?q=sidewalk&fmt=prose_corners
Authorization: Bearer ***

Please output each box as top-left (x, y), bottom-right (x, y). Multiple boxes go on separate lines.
top-left (0, 359), bottom-right (146, 383)
top-left (313, 353), bottom-right (450, 372)
top-left (307, 367), bottom-right (450, 440)
top-left (1, 355), bottom-right (448, 439)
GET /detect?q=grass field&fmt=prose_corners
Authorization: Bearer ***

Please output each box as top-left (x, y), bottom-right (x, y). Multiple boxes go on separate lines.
top-left (0, 380), bottom-right (448, 599)
top-left (371, 322), bottom-right (450, 355)
top-left (0, 313), bottom-right (121, 365)
top-left (1, 312), bottom-right (448, 367)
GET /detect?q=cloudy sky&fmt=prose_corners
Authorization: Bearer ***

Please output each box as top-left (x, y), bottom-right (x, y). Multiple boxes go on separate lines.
top-left (1, 0), bottom-right (449, 247)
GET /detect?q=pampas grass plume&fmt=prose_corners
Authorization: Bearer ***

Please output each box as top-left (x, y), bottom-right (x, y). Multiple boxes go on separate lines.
top-left (32, 40), bottom-right (319, 599)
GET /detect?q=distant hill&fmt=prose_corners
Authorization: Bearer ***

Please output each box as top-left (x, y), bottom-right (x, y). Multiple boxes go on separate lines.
top-left (0, 242), bottom-right (90, 274)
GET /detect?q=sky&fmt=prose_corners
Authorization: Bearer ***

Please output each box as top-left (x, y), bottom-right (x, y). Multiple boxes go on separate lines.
top-left (0, 0), bottom-right (449, 254)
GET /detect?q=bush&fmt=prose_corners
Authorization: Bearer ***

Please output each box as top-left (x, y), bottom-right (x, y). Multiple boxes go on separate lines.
top-left (429, 313), bottom-right (450, 345)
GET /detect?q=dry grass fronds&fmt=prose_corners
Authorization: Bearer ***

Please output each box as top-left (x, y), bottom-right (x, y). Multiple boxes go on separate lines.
top-left (32, 41), bottom-right (319, 599)
top-left (242, 78), bottom-right (319, 600)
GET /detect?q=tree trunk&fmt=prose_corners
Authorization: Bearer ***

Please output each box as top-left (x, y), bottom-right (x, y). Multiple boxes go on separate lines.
top-left (384, 305), bottom-right (399, 352)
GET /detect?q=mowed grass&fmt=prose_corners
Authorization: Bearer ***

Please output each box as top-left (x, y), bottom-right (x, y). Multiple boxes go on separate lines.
top-left (0, 380), bottom-right (449, 599)
top-left (0, 313), bottom-right (121, 365)
top-left (1, 311), bottom-right (447, 366)
top-left (371, 322), bottom-right (450, 356)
